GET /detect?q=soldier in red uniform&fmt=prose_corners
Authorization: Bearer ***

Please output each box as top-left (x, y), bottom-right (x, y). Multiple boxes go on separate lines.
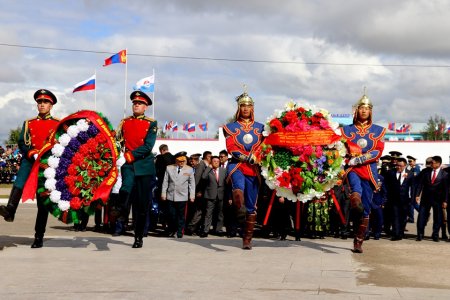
top-left (0, 89), bottom-right (59, 247)
top-left (116, 91), bottom-right (158, 248)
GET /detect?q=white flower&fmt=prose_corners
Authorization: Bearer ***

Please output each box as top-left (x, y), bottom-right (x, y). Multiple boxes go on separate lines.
top-left (320, 108), bottom-right (329, 118)
top-left (43, 167), bottom-right (56, 179)
top-left (45, 179), bottom-right (57, 192)
top-left (58, 200), bottom-right (70, 211)
top-left (76, 119), bottom-right (89, 132)
top-left (48, 156), bottom-right (60, 168)
top-left (49, 190), bottom-right (61, 203)
top-left (284, 100), bottom-right (296, 111)
top-left (67, 125), bottom-right (80, 138)
top-left (51, 144), bottom-right (65, 157)
top-left (58, 134), bottom-right (71, 147)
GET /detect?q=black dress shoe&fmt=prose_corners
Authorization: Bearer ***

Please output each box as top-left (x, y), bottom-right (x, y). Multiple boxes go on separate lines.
top-left (132, 238), bottom-right (143, 248)
top-left (31, 237), bottom-right (43, 248)
top-left (416, 234), bottom-right (423, 241)
top-left (433, 236), bottom-right (439, 242)
top-left (199, 232), bottom-right (208, 238)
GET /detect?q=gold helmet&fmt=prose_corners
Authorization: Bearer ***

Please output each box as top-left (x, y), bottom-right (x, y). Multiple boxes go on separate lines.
top-left (236, 91), bottom-right (254, 106)
top-left (355, 93), bottom-right (373, 109)
top-left (234, 85), bottom-right (255, 121)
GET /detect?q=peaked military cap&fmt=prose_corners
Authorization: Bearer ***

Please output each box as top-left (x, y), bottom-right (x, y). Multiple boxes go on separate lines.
top-left (34, 89), bottom-right (57, 104)
top-left (175, 151), bottom-right (188, 161)
top-left (130, 91), bottom-right (152, 105)
top-left (380, 155), bottom-right (391, 163)
top-left (406, 155), bottom-right (416, 161)
top-left (389, 151), bottom-right (402, 158)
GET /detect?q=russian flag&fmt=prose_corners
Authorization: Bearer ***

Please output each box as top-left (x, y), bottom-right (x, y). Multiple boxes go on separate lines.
top-left (103, 49), bottom-right (127, 66)
top-left (133, 75), bottom-right (155, 93)
top-left (188, 123), bottom-right (196, 132)
top-left (198, 122), bottom-right (208, 131)
top-left (73, 75), bottom-right (95, 93)
top-left (388, 122), bottom-right (395, 131)
top-left (172, 123), bottom-right (178, 132)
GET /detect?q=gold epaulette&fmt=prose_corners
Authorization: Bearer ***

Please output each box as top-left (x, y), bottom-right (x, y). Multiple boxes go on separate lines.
top-left (143, 116), bottom-right (155, 122)
top-left (115, 118), bottom-right (127, 143)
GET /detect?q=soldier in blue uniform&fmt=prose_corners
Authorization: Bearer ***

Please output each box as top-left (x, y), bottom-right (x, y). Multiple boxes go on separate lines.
top-left (223, 89), bottom-right (264, 250)
top-left (116, 91), bottom-right (157, 248)
top-left (341, 93), bottom-right (386, 253)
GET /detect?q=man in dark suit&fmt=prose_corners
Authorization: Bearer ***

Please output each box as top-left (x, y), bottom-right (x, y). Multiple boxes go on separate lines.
top-left (199, 156), bottom-right (227, 237)
top-left (415, 156), bottom-right (448, 242)
top-left (385, 157), bottom-right (414, 240)
top-left (186, 151), bottom-right (211, 234)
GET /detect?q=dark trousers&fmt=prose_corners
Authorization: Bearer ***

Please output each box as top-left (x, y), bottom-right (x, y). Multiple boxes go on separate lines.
top-left (202, 197), bottom-right (224, 234)
top-left (369, 207), bottom-right (384, 238)
top-left (132, 175), bottom-right (155, 237)
top-left (392, 202), bottom-right (409, 237)
top-left (167, 201), bottom-right (187, 236)
top-left (34, 196), bottom-right (49, 239)
top-left (186, 196), bottom-right (206, 233)
top-left (417, 201), bottom-right (443, 237)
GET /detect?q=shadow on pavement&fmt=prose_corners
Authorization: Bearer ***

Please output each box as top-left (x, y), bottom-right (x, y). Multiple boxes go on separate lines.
top-left (0, 235), bottom-right (132, 251)
top-left (173, 236), bottom-right (351, 253)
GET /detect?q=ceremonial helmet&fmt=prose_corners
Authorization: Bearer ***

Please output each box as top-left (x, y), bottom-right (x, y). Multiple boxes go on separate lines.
top-left (352, 88), bottom-right (373, 124)
top-left (234, 85), bottom-right (255, 121)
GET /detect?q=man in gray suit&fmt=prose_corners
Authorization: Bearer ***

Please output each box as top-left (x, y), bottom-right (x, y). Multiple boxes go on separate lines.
top-left (199, 156), bottom-right (227, 237)
top-left (161, 152), bottom-right (195, 238)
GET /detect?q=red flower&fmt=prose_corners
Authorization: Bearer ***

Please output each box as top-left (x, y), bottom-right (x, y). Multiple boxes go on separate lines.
top-left (278, 172), bottom-right (291, 188)
top-left (80, 162), bottom-right (88, 170)
top-left (284, 111), bottom-right (298, 124)
top-left (297, 107), bottom-right (306, 113)
top-left (289, 167), bottom-right (304, 189)
top-left (103, 152), bottom-right (111, 159)
top-left (94, 153), bottom-right (101, 160)
top-left (67, 165), bottom-right (77, 176)
top-left (70, 197), bottom-right (82, 210)
top-left (269, 118), bottom-right (284, 132)
top-left (98, 170), bottom-right (105, 177)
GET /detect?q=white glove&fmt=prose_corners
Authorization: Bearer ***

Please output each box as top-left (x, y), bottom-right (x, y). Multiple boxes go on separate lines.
top-left (116, 154), bottom-right (126, 167)
top-left (348, 157), bottom-right (357, 166)
top-left (33, 154), bottom-right (38, 160)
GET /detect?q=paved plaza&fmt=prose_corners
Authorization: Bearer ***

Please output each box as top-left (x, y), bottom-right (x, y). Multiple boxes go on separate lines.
top-left (1, 196), bottom-right (450, 299)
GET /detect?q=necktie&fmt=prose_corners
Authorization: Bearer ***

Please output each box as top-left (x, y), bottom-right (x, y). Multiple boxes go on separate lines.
top-left (178, 167), bottom-right (181, 174)
top-left (431, 170), bottom-right (437, 184)
top-left (214, 169), bottom-right (219, 183)
top-left (397, 172), bottom-right (402, 184)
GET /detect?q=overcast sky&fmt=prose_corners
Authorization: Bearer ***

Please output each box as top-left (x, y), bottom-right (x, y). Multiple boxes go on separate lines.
top-left (1, 0), bottom-right (450, 142)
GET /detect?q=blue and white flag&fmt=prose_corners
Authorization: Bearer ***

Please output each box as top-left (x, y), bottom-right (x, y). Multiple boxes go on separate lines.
top-left (133, 75), bottom-right (155, 93)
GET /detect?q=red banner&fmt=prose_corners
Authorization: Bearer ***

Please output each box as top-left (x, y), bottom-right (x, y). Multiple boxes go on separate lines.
top-left (264, 130), bottom-right (341, 147)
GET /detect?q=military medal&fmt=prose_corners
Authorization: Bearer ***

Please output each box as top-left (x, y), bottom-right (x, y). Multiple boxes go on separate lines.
top-left (243, 133), bottom-right (253, 144)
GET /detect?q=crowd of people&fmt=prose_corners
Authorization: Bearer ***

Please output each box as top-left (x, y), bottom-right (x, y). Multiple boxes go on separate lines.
top-left (0, 145), bottom-right (20, 184)
top-left (1, 87), bottom-right (449, 252)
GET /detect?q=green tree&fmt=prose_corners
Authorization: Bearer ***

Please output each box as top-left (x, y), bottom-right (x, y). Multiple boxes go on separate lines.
top-left (4, 126), bottom-right (21, 145)
top-left (422, 115), bottom-right (447, 141)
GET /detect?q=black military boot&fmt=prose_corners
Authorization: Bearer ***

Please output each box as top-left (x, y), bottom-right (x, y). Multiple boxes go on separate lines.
top-left (31, 236), bottom-right (44, 248)
top-left (0, 187), bottom-right (23, 222)
top-left (132, 236), bottom-right (143, 248)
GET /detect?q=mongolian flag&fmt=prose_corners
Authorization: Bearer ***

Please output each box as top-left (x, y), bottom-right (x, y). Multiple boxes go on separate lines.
top-left (198, 122), bottom-right (208, 131)
top-left (103, 49), bottom-right (127, 66)
top-left (388, 122), bottom-right (395, 131)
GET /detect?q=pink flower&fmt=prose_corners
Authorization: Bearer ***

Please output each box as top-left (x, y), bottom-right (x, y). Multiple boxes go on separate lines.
top-left (319, 119), bottom-right (331, 129)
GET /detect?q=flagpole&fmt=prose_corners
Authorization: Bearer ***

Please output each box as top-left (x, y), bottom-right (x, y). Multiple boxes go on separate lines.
top-left (152, 68), bottom-right (155, 119)
top-left (94, 69), bottom-right (97, 111)
top-left (123, 48), bottom-right (128, 118)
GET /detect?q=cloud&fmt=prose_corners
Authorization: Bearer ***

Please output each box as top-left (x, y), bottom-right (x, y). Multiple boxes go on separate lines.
top-left (1, 0), bottom-right (450, 145)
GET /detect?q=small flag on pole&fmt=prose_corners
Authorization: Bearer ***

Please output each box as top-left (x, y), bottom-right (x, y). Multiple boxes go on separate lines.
top-left (103, 49), bottom-right (127, 66)
top-left (134, 75), bottom-right (155, 93)
top-left (172, 123), bottom-right (178, 132)
top-left (388, 122), bottom-right (395, 131)
top-left (198, 122), bottom-right (208, 131)
top-left (188, 123), bottom-right (196, 132)
top-left (73, 74), bottom-right (96, 93)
